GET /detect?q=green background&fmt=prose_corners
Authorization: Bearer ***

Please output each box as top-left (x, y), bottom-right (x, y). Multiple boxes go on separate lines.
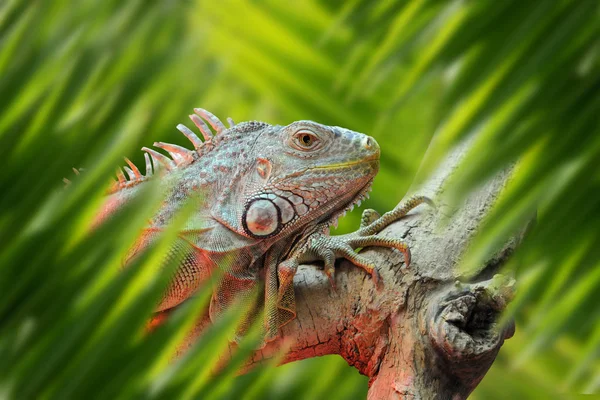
top-left (1, 0), bottom-right (599, 398)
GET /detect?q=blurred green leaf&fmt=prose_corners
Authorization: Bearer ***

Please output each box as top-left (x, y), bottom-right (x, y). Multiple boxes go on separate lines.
top-left (1, 0), bottom-right (598, 398)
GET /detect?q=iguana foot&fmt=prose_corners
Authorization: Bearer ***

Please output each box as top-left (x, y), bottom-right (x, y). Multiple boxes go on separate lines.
top-left (306, 232), bottom-right (386, 287)
top-left (353, 195), bottom-right (435, 237)
top-left (277, 195), bottom-right (434, 299)
top-left (360, 208), bottom-right (381, 228)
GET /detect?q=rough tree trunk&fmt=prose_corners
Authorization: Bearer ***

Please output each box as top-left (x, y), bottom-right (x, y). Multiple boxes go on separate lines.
top-left (177, 137), bottom-right (519, 399)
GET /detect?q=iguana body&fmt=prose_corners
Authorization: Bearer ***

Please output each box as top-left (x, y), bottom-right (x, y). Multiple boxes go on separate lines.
top-left (97, 108), bottom-right (430, 341)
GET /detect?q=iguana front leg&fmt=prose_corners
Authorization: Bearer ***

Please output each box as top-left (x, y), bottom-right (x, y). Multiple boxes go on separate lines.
top-left (277, 195), bottom-right (434, 301)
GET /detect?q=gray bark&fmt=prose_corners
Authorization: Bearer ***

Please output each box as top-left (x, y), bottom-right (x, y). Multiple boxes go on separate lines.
top-left (176, 137), bottom-right (519, 399)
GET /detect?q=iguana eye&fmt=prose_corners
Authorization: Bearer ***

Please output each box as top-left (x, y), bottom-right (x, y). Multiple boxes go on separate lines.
top-left (292, 130), bottom-right (321, 151)
top-left (300, 133), bottom-right (313, 146)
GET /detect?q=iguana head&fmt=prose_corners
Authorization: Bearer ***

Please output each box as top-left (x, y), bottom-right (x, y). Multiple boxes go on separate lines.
top-left (236, 120), bottom-right (380, 240)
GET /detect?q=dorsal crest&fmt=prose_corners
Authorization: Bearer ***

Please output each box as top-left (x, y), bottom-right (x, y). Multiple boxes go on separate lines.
top-left (108, 108), bottom-right (268, 194)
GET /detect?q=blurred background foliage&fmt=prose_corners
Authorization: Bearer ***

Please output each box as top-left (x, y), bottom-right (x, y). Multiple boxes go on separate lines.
top-left (0, 0), bottom-right (599, 398)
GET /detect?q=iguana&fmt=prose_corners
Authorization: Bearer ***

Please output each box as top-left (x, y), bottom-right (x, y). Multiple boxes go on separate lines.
top-left (92, 108), bottom-right (432, 341)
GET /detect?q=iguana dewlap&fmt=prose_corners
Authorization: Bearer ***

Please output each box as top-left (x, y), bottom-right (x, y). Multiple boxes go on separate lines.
top-left (96, 108), bottom-right (431, 341)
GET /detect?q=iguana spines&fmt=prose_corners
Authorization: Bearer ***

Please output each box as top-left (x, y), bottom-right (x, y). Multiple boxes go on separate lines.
top-left (109, 108), bottom-right (269, 194)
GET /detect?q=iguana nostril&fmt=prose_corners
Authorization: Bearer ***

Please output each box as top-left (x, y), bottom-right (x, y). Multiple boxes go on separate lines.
top-left (362, 136), bottom-right (380, 154)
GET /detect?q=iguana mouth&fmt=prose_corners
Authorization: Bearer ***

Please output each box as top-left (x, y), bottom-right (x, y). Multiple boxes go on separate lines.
top-left (312, 156), bottom-right (379, 171)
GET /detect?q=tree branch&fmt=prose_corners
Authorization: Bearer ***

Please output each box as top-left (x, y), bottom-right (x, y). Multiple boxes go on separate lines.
top-left (175, 137), bottom-right (519, 399)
